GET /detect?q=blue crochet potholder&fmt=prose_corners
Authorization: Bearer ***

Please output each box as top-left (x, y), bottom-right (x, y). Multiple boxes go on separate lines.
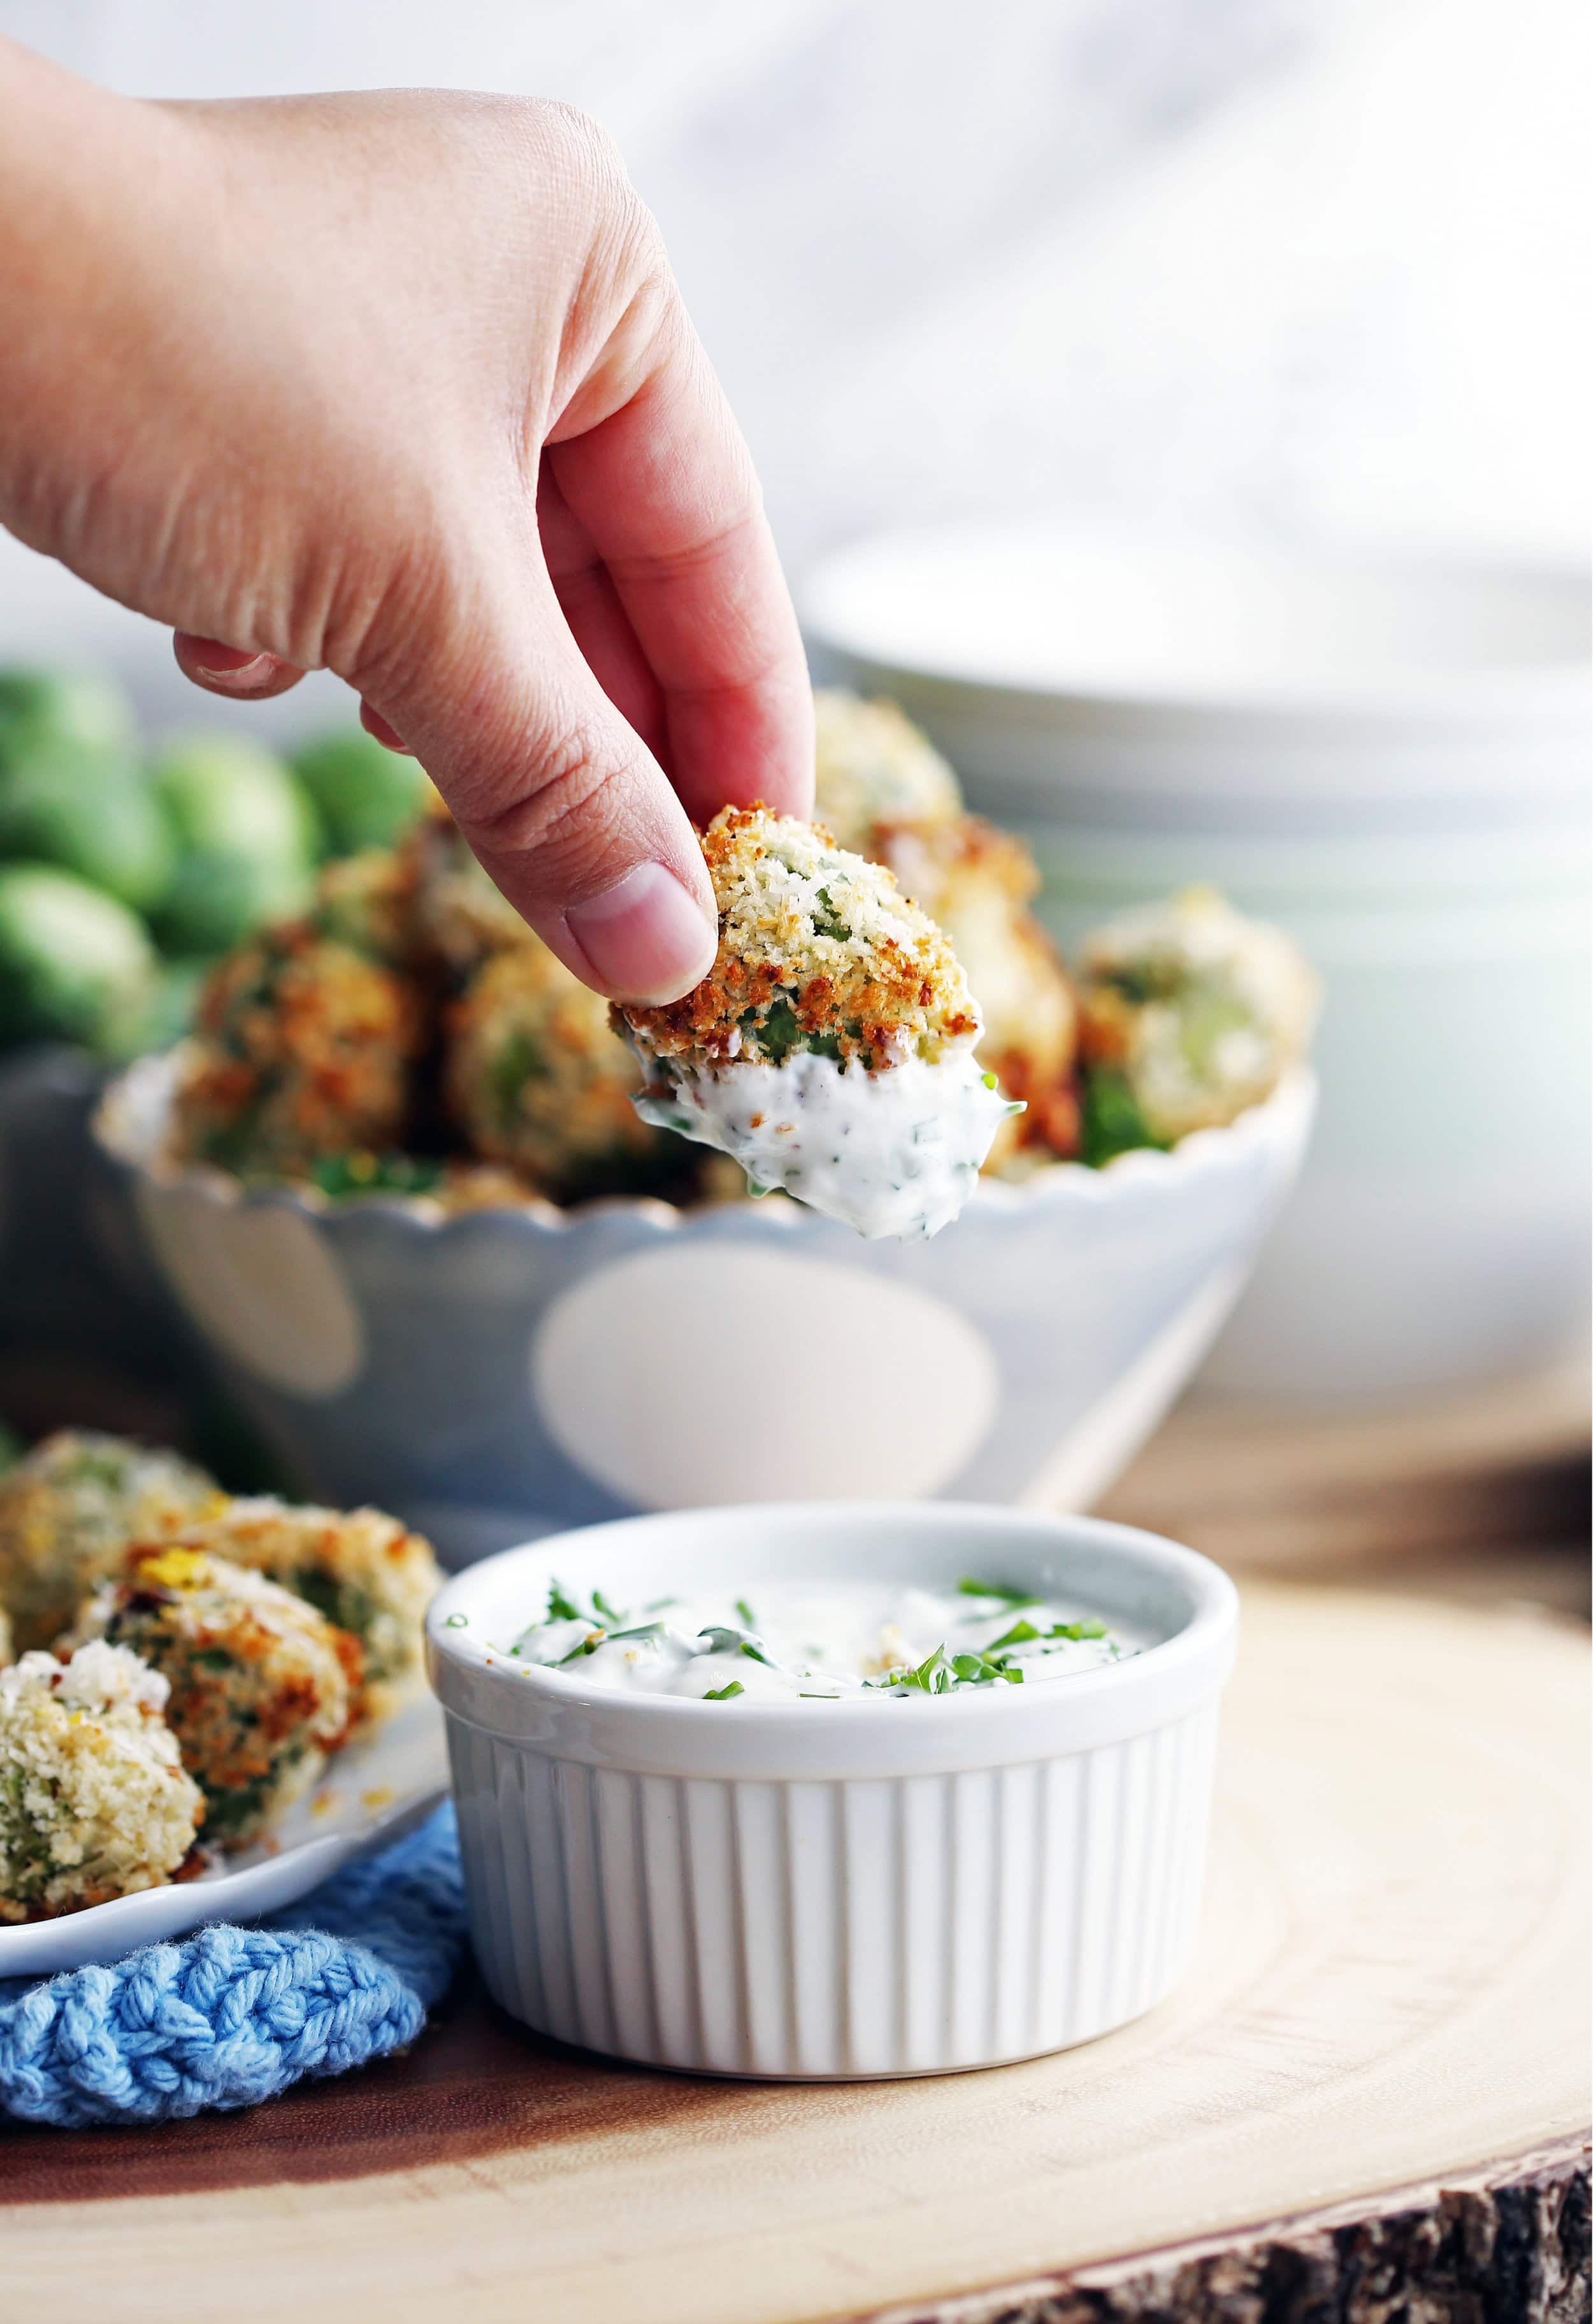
top-left (0, 1803), bottom-right (466, 2129)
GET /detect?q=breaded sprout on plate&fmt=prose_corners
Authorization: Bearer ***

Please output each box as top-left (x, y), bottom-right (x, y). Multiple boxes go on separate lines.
top-left (171, 920), bottom-right (426, 1177)
top-left (0, 1429), bottom-right (221, 1655)
top-left (1078, 886), bottom-right (1320, 1161)
top-left (73, 1547), bottom-right (358, 1844)
top-left (157, 1498), bottom-right (441, 1723)
top-left (872, 814), bottom-right (1080, 1163)
top-left (616, 806), bottom-right (1017, 1240)
top-left (445, 938), bottom-right (679, 1202)
top-left (812, 689), bottom-right (963, 854)
top-left (0, 1640), bottom-right (203, 1921)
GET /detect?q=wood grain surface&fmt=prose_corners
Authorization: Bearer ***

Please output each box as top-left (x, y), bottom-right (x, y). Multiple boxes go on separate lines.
top-left (2, 1581), bottom-right (1587, 2324)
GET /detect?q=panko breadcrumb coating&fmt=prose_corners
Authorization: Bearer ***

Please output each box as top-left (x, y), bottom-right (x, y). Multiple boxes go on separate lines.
top-left (74, 1547), bottom-right (359, 1844)
top-left (154, 1498), bottom-right (441, 1723)
top-left (623, 806), bottom-right (980, 1075)
top-left (870, 814), bottom-right (1079, 1163)
top-left (0, 1430), bottom-right (222, 1656)
top-left (401, 794), bottom-right (530, 973)
top-left (1078, 886), bottom-right (1320, 1157)
top-left (617, 807), bottom-right (1014, 1239)
top-left (445, 938), bottom-right (678, 1201)
top-left (171, 922), bottom-right (426, 1177)
top-left (0, 1640), bottom-right (203, 1922)
top-left (307, 844), bottom-right (423, 967)
top-left (812, 690), bottom-right (963, 854)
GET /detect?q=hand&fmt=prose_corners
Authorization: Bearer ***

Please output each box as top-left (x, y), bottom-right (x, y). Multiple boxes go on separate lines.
top-left (0, 45), bottom-right (814, 1000)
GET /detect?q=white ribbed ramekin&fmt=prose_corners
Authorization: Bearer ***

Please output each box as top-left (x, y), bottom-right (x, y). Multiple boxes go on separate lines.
top-left (425, 1503), bottom-right (1237, 2079)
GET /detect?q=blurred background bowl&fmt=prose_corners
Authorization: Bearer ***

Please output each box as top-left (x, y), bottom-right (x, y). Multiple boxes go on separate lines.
top-left (94, 1050), bottom-right (1314, 1565)
top-left (806, 524), bottom-right (1591, 1404)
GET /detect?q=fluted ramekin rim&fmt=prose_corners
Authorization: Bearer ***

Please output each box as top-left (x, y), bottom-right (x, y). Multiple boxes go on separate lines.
top-left (425, 1503), bottom-right (1239, 1780)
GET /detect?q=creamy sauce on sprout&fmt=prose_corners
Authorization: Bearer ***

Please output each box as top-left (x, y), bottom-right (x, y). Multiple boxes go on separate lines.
top-left (501, 1577), bottom-right (1131, 1700)
top-left (632, 1045), bottom-right (1016, 1240)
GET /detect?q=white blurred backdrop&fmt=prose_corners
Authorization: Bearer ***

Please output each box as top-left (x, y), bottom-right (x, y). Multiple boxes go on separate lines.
top-left (1, 0), bottom-right (1586, 610)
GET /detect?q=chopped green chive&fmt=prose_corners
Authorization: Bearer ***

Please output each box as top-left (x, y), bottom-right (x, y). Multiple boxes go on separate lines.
top-left (556, 1630), bottom-right (605, 1664)
top-left (733, 1598), bottom-right (756, 1628)
top-left (956, 1577), bottom-right (1042, 1607)
top-left (986, 1617), bottom-right (1042, 1651)
top-left (703, 1681), bottom-right (744, 1701)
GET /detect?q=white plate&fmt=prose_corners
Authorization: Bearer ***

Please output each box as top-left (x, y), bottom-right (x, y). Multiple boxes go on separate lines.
top-left (0, 1692), bottom-right (450, 1980)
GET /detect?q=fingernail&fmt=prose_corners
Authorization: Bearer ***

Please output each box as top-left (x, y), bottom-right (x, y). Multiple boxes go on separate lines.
top-left (563, 862), bottom-right (716, 1004)
top-left (196, 650), bottom-right (271, 685)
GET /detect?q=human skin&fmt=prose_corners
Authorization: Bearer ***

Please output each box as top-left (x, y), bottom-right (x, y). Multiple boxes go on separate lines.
top-left (0, 39), bottom-right (814, 1001)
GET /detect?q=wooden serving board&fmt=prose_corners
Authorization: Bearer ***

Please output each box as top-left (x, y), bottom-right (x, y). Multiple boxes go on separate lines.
top-left (1, 1581), bottom-right (1587, 2323)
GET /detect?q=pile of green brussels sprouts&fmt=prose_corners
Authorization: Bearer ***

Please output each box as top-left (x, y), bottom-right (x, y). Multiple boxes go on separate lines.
top-left (0, 666), bottom-right (431, 1060)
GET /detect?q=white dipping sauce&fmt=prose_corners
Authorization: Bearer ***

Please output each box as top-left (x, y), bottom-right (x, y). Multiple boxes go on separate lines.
top-left (506, 1579), bottom-right (1130, 1701)
top-left (633, 1045), bottom-right (1016, 1240)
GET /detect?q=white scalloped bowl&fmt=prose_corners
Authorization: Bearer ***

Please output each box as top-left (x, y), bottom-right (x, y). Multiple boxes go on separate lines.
top-left (93, 1054), bottom-right (1315, 1565)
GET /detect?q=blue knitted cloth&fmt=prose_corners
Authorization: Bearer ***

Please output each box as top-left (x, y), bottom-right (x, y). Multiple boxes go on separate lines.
top-left (0, 1804), bottom-right (465, 2128)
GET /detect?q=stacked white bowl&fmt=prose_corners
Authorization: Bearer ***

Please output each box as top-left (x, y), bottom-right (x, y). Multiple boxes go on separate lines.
top-left (805, 522), bottom-right (1591, 1404)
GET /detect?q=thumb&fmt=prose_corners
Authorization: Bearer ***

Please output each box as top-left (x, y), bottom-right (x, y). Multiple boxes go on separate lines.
top-left (358, 558), bottom-right (717, 1005)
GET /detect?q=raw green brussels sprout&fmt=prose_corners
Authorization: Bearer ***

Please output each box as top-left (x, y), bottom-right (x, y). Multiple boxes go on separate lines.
top-left (0, 667), bottom-right (138, 766)
top-left (0, 736), bottom-right (175, 911)
top-left (134, 954), bottom-right (213, 1051)
top-left (0, 666), bottom-right (171, 910)
top-left (291, 729), bottom-right (431, 854)
top-left (0, 862), bottom-right (158, 1055)
top-left (152, 733), bottom-right (322, 952)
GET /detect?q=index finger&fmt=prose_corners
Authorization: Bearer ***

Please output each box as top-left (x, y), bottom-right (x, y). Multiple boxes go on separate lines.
top-left (546, 317), bottom-right (814, 829)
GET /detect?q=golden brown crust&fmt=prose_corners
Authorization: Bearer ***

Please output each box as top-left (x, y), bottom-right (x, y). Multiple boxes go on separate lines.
top-left (445, 938), bottom-right (668, 1198)
top-left (620, 805), bottom-right (980, 1075)
top-left (173, 926), bottom-right (426, 1176)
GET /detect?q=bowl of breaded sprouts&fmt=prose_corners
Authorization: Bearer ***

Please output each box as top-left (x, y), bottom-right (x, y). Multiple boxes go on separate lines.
top-left (94, 692), bottom-right (1318, 1556)
top-left (0, 1427), bottom-right (442, 1933)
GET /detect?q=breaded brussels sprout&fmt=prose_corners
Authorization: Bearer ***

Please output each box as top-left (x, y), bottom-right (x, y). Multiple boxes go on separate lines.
top-left (171, 921), bottom-right (425, 1177)
top-left (0, 1430), bottom-right (221, 1656)
top-left (0, 1640), bottom-right (204, 1921)
top-left (306, 845), bottom-right (423, 967)
top-left (1078, 886), bottom-right (1320, 1159)
top-left (446, 938), bottom-right (679, 1201)
top-left (812, 689), bottom-right (963, 854)
top-left (617, 807), bottom-right (1015, 1238)
top-left (158, 1498), bottom-right (441, 1723)
top-left (401, 796), bottom-right (528, 974)
top-left (75, 1547), bottom-right (357, 1844)
top-left (871, 814), bottom-right (1080, 1163)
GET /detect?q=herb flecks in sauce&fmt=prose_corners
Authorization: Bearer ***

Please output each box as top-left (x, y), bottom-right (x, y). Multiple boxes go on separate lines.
top-left (502, 1578), bottom-right (1129, 1702)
